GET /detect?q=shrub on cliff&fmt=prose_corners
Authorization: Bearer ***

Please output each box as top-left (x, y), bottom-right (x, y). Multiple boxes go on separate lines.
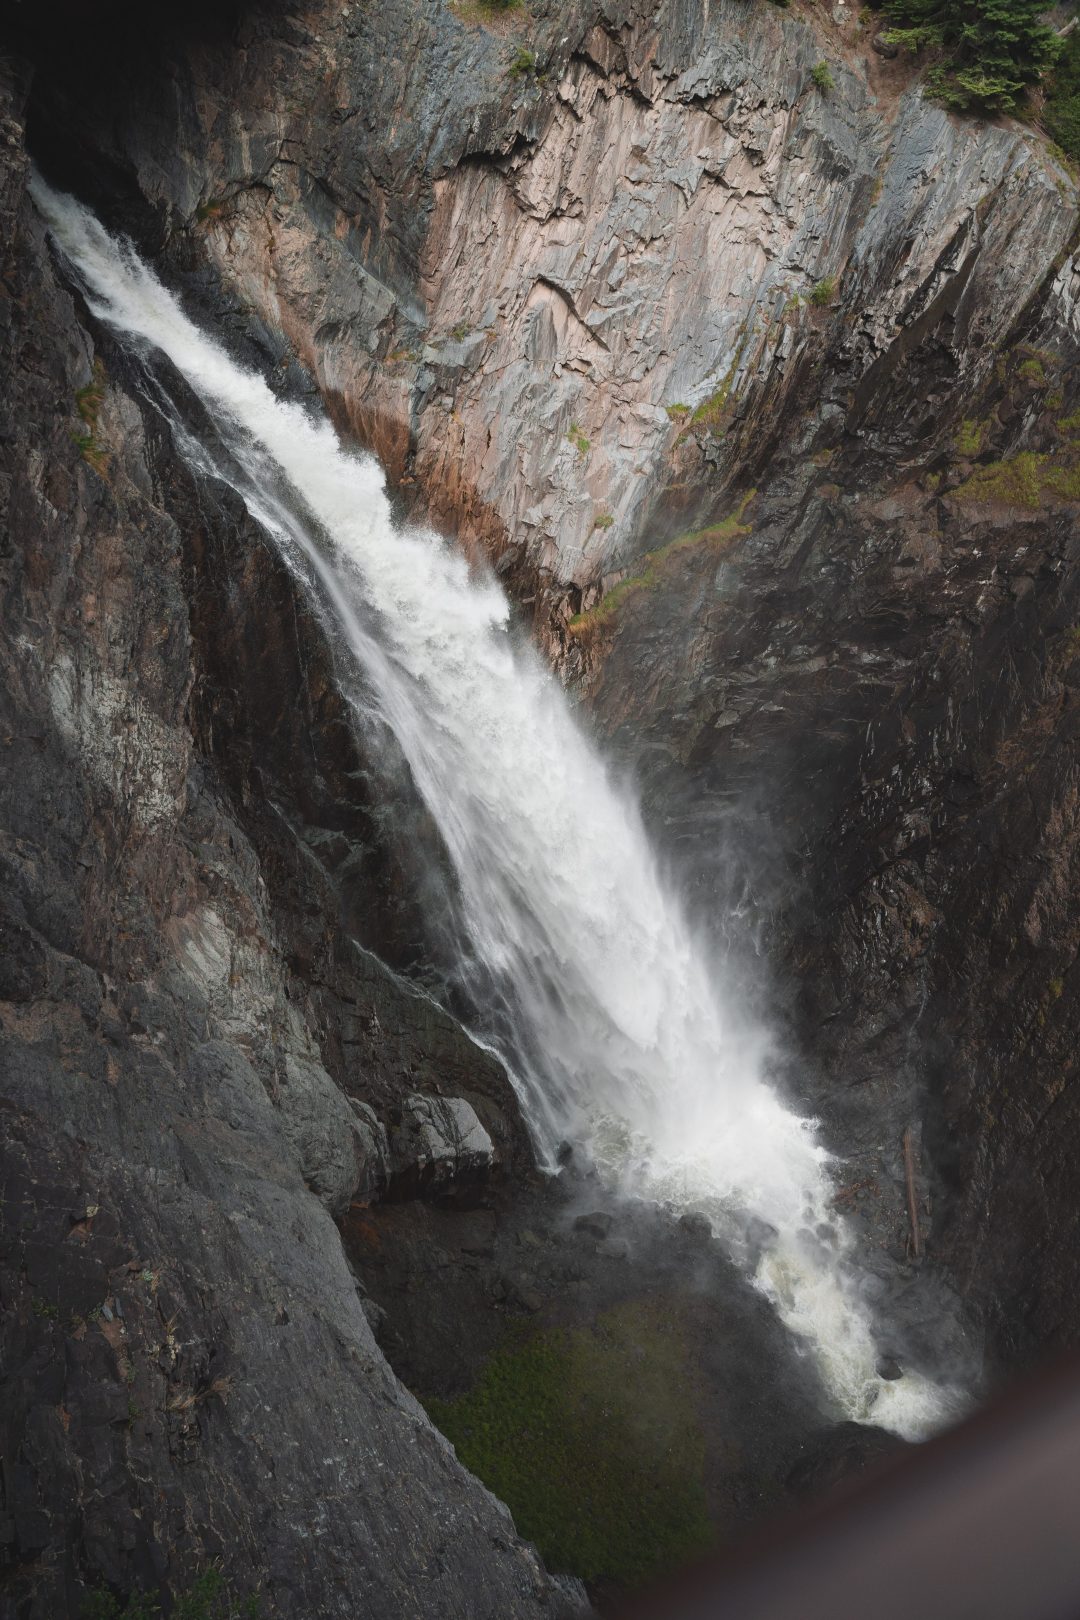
top-left (883, 0), bottom-right (1061, 110)
top-left (83, 1570), bottom-right (259, 1620)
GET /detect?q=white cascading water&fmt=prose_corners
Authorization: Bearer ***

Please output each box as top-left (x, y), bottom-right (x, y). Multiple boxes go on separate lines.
top-left (34, 174), bottom-right (959, 1439)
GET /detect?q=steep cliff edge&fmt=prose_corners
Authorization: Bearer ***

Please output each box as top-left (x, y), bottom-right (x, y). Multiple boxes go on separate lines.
top-left (0, 64), bottom-right (577, 1619)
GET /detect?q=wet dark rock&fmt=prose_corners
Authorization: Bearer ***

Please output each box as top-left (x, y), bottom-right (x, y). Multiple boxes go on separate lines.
top-left (11, 0), bottom-right (1073, 1391)
top-left (786, 1422), bottom-right (907, 1498)
top-left (679, 1212), bottom-right (714, 1243)
top-left (574, 1212), bottom-right (615, 1241)
top-left (344, 1175), bottom-right (865, 1607)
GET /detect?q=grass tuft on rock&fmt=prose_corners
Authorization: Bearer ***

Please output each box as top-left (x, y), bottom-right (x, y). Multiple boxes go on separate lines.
top-left (73, 358), bottom-right (110, 475)
top-left (567, 491), bottom-right (755, 635)
top-left (508, 45), bottom-right (537, 76)
top-left (954, 416), bottom-right (988, 456)
top-left (424, 1301), bottom-right (712, 1589)
top-left (954, 451), bottom-right (1045, 507)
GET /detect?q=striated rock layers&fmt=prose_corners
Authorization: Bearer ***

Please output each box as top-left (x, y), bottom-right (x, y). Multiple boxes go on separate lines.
top-left (22, 0), bottom-right (1076, 621)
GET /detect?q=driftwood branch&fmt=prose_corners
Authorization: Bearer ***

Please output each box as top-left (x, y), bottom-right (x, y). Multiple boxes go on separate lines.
top-left (903, 1127), bottom-right (921, 1258)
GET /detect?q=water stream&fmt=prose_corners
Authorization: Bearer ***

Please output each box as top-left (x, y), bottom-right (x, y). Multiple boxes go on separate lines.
top-left (33, 173), bottom-right (959, 1439)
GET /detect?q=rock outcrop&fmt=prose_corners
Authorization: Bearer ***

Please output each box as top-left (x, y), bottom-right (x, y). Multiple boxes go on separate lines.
top-left (36, 0), bottom-right (1077, 1370)
top-left (387, 1094), bottom-right (495, 1201)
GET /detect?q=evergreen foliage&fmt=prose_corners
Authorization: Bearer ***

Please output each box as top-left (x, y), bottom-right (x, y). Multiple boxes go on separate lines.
top-left (882, 0), bottom-right (1062, 111)
top-left (1045, 26), bottom-right (1080, 157)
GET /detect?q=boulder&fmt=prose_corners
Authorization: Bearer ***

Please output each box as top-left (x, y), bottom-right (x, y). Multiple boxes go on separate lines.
top-left (387, 1094), bottom-right (495, 1200)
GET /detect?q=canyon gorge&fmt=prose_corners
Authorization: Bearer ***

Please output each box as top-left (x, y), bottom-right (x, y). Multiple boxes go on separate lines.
top-left (2, 0), bottom-right (1080, 1614)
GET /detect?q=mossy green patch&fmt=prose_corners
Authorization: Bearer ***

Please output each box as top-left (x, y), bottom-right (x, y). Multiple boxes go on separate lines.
top-left (451, 0), bottom-right (521, 21)
top-left (953, 451), bottom-right (1046, 508)
top-left (508, 44), bottom-right (537, 76)
top-left (83, 1567), bottom-right (259, 1619)
top-left (424, 1300), bottom-right (712, 1587)
top-left (194, 197), bottom-right (227, 224)
top-left (75, 359), bottom-right (106, 429)
top-left (1045, 461), bottom-right (1080, 500)
top-left (954, 416), bottom-right (988, 456)
top-left (953, 447), bottom-right (1080, 509)
top-left (72, 358), bottom-right (109, 476)
top-left (567, 423), bottom-right (590, 456)
top-left (568, 491), bottom-right (755, 635)
top-left (691, 328), bottom-right (750, 432)
top-left (1018, 357), bottom-right (1047, 385)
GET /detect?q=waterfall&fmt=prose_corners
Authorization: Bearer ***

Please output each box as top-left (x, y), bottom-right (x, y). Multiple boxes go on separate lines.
top-left (33, 173), bottom-right (959, 1440)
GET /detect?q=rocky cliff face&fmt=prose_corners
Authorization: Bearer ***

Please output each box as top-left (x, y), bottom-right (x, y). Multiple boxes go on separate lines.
top-left (23, 0), bottom-right (1075, 626)
top-left (30, 0), bottom-right (1076, 1361)
top-left (0, 62), bottom-right (578, 1620)
top-left (4, 0), bottom-right (1080, 1611)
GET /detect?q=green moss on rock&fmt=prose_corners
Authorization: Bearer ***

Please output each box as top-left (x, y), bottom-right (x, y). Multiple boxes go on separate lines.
top-left (953, 448), bottom-right (1080, 509)
top-left (954, 416), bottom-right (988, 456)
top-left (424, 1300), bottom-right (712, 1588)
top-left (568, 492), bottom-right (754, 635)
top-left (73, 357), bottom-right (110, 475)
top-left (953, 451), bottom-right (1046, 508)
